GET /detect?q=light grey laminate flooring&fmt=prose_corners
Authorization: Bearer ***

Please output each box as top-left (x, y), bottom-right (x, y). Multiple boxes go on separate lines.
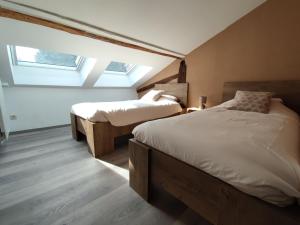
top-left (0, 126), bottom-right (210, 225)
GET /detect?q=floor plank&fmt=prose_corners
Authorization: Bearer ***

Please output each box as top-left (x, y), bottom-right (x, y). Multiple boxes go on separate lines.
top-left (0, 126), bottom-right (210, 225)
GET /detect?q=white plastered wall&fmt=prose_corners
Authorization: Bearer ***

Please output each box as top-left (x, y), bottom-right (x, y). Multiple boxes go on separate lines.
top-left (0, 80), bottom-right (10, 138)
top-left (3, 86), bottom-right (137, 132)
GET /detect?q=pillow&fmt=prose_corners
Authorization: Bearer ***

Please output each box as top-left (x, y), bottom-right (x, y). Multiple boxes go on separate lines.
top-left (140, 89), bottom-right (164, 101)
top-left (229, 90), bottom-right (273, 113)
top-left (159, 94), bottom-right (178, 102)
top-left (216, 99), bottom-right (237, 109)
top-left (269, 98), bottom-right (298, 120)
top-left (271, 98), bottom-right (283, 103)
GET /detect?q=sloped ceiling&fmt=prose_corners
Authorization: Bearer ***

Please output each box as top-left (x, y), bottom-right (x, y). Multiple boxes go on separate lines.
top-left (0, 0), bottom-right (266, 87)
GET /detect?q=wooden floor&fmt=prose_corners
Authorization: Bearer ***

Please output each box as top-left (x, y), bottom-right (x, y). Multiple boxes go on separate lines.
top-left (0, 126), bottom-right (210, 225)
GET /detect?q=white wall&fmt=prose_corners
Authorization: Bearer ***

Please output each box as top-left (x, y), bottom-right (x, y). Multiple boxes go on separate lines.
top-left (3, 87), bottom-right (137, 132)
top-left (0, 80), bottom-right (10, 138)
top-left (12, 65), bottom-right (83, 87)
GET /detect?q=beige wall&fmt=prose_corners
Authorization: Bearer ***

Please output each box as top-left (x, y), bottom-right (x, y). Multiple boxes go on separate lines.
top-left (139, 0), bottom-right (300, 107)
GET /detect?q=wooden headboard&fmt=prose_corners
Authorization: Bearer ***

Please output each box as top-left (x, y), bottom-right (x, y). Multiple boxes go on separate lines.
top-left (154, 83), bottom-right (189, 107)
top-left (223, 81), bottom-right (300, 114)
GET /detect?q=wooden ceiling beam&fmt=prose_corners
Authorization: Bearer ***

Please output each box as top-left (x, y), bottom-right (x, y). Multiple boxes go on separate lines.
top-left (0, 7), bottom-right (183, 60)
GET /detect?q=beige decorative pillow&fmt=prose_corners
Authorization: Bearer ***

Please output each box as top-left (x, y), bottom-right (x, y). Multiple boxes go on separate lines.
top-left (229, 90), bottom-right (273, 113)
top-left (140, 89), bottom-right (164, 101)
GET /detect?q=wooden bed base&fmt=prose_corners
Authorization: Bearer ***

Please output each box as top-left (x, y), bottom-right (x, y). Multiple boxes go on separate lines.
top-left (71, 113), bottom-right (136, 158)
top-left (71, 112), bottom-right (181, 158)
top-left (129, 80), bottom-right (300, 224)
top-left (129, 139), bottom-right (300, 225)
top-left (70, 83), bottom-right (188, 158)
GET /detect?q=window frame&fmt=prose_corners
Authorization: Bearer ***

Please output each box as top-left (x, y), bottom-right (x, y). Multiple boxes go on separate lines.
top-left (10, 46), bottom-right (85, 71)
top-left (104, 62), bottom-right (135, 76)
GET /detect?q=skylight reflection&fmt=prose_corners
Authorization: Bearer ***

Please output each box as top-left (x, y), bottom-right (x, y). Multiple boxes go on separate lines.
top-left (15, 46), bottom-right (38, 62)
top-left (105, 61), bottom-right (135, 75)
top-left (12, 45), bottom-right (83, 70)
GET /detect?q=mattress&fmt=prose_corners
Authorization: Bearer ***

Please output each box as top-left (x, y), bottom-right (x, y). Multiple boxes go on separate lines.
top-left (71, 98), bottom-right (182, 126)
top-left (133, 101), bottom-right (300, 206)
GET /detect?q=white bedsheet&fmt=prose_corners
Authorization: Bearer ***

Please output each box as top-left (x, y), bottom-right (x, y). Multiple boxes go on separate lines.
top-left (133, 101), bottom-right (300, 206)
top-left (71, 99), bottom-right (182, 126)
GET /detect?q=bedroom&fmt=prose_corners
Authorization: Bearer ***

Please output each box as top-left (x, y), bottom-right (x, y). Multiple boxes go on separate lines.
top-left (0, 0), bottom-right (300, 224)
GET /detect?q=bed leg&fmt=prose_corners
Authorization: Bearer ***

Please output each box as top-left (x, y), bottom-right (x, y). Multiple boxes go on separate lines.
top-left (86, 122), bottom-right (114, 158)
top-left (70, 113), bottom-right (83, 141)
top-left (129, 139), bottom-right (150, 201)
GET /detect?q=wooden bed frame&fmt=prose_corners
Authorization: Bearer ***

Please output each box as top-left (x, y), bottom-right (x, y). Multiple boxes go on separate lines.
top-left (129, 80), bottom-right (300, 225)
top-left (71, 83), bottom-right (188, 158)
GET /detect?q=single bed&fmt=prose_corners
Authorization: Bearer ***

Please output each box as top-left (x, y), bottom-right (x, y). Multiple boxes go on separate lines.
top-left (70, 83), bottom-right (188, 158)
top-left (129, 80), bottom-right (300, 225)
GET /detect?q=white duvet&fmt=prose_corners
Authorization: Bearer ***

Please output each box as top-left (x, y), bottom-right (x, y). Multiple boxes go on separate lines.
top-left (133, 101), bottom-right (300, 206)
top-left (71, 98), bottom-right (182, 126)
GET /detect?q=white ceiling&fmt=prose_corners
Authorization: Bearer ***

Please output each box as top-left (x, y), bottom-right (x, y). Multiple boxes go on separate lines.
top-left (0, 0), bottom-right (266, 87)
top-left (6, 0), bottom-right (265, 54)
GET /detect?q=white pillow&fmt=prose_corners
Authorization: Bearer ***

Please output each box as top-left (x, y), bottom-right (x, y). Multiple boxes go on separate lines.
top-left (271, 98), bottom-right (283, 103)
top-left (159, 94), bottom-right (178, 102)
top-left (217, 99), bottom-right (237, 109)
top-left (141, 89), bottom-right (164, 101)
top-left (269, 99), bottom-right (298, 120)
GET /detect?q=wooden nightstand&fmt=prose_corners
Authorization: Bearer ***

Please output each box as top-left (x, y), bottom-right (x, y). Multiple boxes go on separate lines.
top-left (187, 107), bottom-right (202, 113)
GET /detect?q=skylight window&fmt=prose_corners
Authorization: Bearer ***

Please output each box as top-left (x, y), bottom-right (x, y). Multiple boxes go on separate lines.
top-left (11, 46), bottom-right (84, 70)
top-left (105, 61), bottom-right (135, 75)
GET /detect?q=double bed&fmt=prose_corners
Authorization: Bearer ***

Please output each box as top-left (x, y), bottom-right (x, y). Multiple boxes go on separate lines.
top-left (129, 81), bottom-right (300, 225)
top-left (70, 83), bottom-right (188, 158)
